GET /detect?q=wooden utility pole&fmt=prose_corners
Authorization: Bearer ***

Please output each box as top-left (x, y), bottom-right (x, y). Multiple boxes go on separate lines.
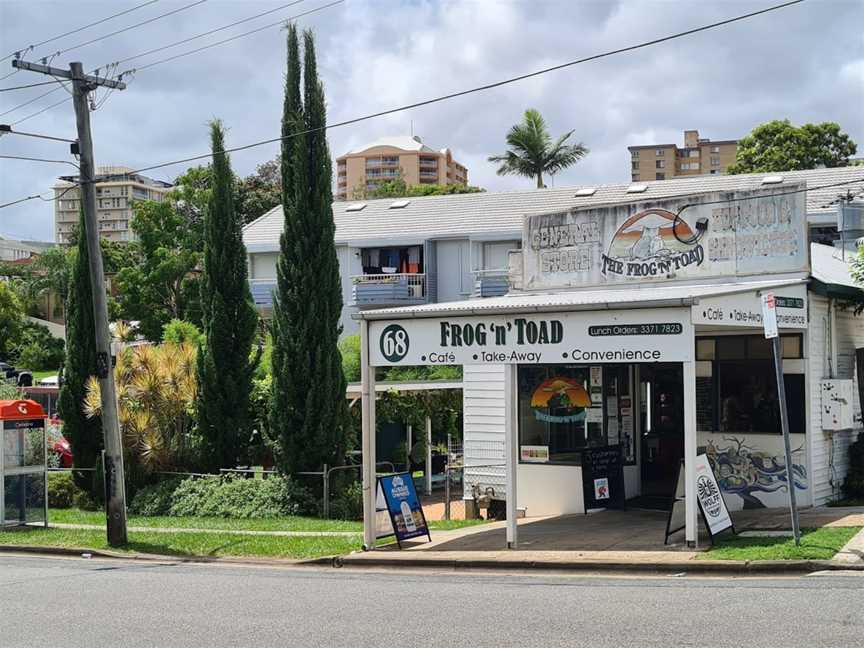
top-left (13, 59), bottom-right (129, 546)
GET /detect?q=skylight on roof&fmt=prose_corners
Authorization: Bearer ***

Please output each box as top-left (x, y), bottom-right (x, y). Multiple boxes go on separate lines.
top-left (389, 199), bottom-right (411, 209)
top-left (626, 184), bottom-right (648, 193)
top-left (762, 175), bottom-right (784, 185)
top-left (345, 203), bottom-right (367, 212)
top-left (575, 187), bottom-right (597, 197)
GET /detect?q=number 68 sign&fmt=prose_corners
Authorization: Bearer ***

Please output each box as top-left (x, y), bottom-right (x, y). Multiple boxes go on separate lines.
top-left (379, 324), bottom-right (409, 362)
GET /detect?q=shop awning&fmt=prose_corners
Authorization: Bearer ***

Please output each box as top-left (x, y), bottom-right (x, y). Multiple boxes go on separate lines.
top-left (353, 278), bottom-right (809, 321)
top-left (345, 379), bottom-right (462, 399)
top-left (809, 242), bottom-right (864, 301)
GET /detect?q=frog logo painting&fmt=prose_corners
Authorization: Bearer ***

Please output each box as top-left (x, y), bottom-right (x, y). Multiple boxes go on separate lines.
top-left (601, 208), bottom-right (704, 279)
top-left (530, 377), bottom-right (592, 423)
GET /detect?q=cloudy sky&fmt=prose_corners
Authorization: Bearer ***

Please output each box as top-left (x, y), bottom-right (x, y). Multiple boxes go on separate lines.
top-left (1, 0), bottom-right (862, 241)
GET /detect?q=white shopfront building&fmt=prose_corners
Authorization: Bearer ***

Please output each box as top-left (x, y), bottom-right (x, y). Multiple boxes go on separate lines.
top-left (357, 182), bottom-right (864, 549)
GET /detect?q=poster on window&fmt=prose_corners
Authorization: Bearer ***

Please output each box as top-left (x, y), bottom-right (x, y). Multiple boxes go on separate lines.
top-left (378, 473), bottom-right (431, 546)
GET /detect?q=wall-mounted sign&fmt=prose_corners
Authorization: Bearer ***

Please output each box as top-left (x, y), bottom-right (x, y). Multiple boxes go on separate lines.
top-left (522, 186), bottom-right (808, 291)
top-left (378, 473), bottom-right (431, 546)
top-left (691, 283), bottom-right (807, 329)
top-left (369, 308), bottom-right (693, 366)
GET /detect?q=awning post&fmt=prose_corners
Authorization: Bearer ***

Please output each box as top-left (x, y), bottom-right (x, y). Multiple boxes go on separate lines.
top-left (683, 359), bottom-right (698, 547)
top-left (505, 363), bottom-right (518, 549)
top-left (360, 319), bottom-right (377, 550)
top-left (425, 416), bottom-right (432, 496)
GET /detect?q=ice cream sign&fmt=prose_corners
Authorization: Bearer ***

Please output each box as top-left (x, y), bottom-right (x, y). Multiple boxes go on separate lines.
top-left (520, 186), bottom-right (808, 290)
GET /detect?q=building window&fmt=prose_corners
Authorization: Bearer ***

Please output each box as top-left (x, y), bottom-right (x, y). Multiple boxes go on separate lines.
top-left (711, 156), bottom-right (720, 166)
top-left (655, 149), bottom-right (665, 156)
top-left (711, 146), bottom-right (720, 153)
top-left (632, 150), bottom-right (640, 159)
top-left (655, 172), bottom-right (665, 180)
top-left (632, 174), bottom-right (640, 182)
top-left (631, 161), bottom-right (639, 171)
top-left (656, 160), bottom-right (665, 169)
top-left (710, 170), bottom-right (718, 174)
top-left (689, 149), bottom-right (699, 158)
top-left (695, 334), bottom-right (804, 434)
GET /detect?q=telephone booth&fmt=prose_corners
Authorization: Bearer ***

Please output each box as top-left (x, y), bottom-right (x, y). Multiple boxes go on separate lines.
top-left (1, 400), bottom-right (48, 527)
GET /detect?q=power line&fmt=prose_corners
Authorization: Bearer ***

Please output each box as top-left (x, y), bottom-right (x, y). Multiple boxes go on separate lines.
top-left (54, 0), bottom-right (208, 58)
top-left (0, 0), bottom-right (161, 64)
top-left (1, 0), bottom-right (332, 122)
top-left (9, 97), bottom-right (72, 126)
top-left (123, 0), bottom-right (808, 176)
top-left (0, 80), bottom-right (68, 92)
top-left (113, 0), bottom-right (310, 67)
top-left (125, 0), bottom-right (343, 73)
top-left (0, 154), bottom-right (78, 169)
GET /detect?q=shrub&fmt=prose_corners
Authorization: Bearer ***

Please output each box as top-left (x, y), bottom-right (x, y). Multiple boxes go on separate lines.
top-left (167, 475), bottom-right (315, 518)
top-left (162, 319), bottom-right (204, 347)
top-left (11, 321), bottom-right (64, 371)
top-left (47, 471), bottom-right (79, 509)
top-left (128, 477), bottom-right (184, 516)
top-left (328, 480), bottom-right (363, 520)
top-left (73, 487), bottom-right (102, 511)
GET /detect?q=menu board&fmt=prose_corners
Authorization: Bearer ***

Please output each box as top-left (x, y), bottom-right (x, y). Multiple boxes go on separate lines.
top-left (378, 473), bottom-right (431, 546)
top-left (581, 445), bottom-right (626, 510)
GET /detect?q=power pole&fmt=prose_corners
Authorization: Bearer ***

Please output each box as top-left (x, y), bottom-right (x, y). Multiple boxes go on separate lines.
top-left (13, 59), bottom-right (128, 546)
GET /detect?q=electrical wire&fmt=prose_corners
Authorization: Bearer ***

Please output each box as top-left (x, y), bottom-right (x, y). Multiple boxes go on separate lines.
top-left (0, 0), bottom-right (328, 122)
top-left (0, 154), bottom-right (78, 169)
top-left (118, 0), bottom-right (809, 176)
top-left (112, 0), bottom-right (310, 67)
top-left (0, 0), bottom-right (161, 72)
top-left (124, 0), bottom-right (342, 74)
top-left (0, 80), bottom-right (70, 92)
top-left (53, 0), bottom-right (208, 58)
top-left (9, 97), bottom-right (71, 126)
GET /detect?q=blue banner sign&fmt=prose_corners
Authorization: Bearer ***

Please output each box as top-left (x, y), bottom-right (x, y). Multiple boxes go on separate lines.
top-left (378, 472), bottom-right (431, 545)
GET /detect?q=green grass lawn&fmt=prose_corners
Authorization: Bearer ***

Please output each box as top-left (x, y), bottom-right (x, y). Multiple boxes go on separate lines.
top-left (0, 526), bottom-right (361, 560)
top-left (31, 369), bottom-right (59, 381)
top-left (48, 508), bottom-right (489, 532)
top-left (701, 527), bottom-right (860, 561)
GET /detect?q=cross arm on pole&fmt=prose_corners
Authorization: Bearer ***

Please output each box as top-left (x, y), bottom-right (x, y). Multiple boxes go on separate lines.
top-left (12, 60), bottom-right (126, 90)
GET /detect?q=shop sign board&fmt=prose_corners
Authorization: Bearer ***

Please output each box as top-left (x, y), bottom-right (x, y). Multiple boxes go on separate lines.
top-left (691, 283), bottom-right (806, 329)
top-left (581, 445), bottom-right (626, 510)
top-left (522, 186), bottom-right (808, 291)
top-left (377, 473), bottom-right (431, 546)
top-left (694, 454), bottom-right (733, 537)
top-left (370, 308), bottom-right (693, 366)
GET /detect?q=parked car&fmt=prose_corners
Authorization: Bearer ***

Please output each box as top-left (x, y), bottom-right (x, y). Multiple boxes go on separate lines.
top-left (38, 375), bottom-right (60, 387)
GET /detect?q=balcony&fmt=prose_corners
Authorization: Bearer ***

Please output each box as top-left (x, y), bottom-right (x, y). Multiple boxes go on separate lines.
top-left (249, 279), bottom-right (277, 312)
top-left (351, 273), bottom-right (427, 308)
top-left (472, 269), bottom-right (509, 298)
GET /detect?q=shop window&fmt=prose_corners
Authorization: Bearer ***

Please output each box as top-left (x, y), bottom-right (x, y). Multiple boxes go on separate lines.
top-left (695, 335), bottom-right (804, 434)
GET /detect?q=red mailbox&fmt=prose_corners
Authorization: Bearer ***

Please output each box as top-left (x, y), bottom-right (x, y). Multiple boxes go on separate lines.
top-left (1, 399), bottom-right (49, 527)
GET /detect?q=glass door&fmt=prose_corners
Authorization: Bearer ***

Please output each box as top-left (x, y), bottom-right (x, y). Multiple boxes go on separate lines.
top-left (639, 364), bottom-right (684, 498)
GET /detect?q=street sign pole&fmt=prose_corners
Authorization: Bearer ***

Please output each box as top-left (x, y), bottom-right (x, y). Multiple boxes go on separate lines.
top-left (762, 292), bottom-right (801, 546)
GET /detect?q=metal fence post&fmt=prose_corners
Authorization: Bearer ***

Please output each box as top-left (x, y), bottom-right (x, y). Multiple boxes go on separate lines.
top-left (444, 463), bottom-right (451, 521)
top-left (323, 463), bottom-right (330, 519)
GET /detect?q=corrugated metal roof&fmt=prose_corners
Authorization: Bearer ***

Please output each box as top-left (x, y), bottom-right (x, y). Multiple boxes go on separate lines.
top-left (810, 242), bottom-right (860, 289)
top-left (243, 167), bottom-right (864, 251)
top-left (354, 278), bottom-right (808, 320)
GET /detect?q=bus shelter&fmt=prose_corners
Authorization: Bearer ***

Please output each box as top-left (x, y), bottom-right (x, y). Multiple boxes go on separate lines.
top-left (1, 399), bottom-right (48, 527)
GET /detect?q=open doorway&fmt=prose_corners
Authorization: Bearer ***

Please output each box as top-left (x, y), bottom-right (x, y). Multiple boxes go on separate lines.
top-left (638, 364), bottom-right (684, 506)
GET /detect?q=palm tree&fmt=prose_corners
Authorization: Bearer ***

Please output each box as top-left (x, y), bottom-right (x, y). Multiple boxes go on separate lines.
top-left (488, 109), bottom-right (588, 188)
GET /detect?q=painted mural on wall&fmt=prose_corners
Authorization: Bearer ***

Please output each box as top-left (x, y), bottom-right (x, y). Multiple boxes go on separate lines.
top-left (703, 436), bottom-right (807, 509)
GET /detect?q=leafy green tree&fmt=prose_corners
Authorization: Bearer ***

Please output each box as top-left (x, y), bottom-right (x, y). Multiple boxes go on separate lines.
top-left (728, 120), bottom-right (858, 174)
top-left (488, 108), bottom-right (588, 188)
top-left (162, 319), bottom-right (204, 347)
top-left (115, 200), bottom-right (202, 341)
top-left (0, 281), bottom-right (23, 359)
top-left (269, 26), bottom-right (350, 474)
top-left (10, 322), bottom-right (65, 370)
top-left (57, 212), bottom-right (102, 496)
top-left (196, 121), bottom-right (261, 471)
top-left (236, 157), bottom-right (282, 224)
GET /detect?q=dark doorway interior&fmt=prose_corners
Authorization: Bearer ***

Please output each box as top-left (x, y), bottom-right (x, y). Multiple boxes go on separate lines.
top-left (639, 364), bottom-right (684, 501)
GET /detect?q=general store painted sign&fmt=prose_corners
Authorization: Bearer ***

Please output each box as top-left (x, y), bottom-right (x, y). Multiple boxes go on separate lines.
top-left (369, 308), bottom-right (694, 366)
top-left (522, 186), bottom-right (808, 290)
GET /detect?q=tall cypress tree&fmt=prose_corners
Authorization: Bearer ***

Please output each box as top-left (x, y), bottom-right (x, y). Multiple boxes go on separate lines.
top-left (57, 212), bottom-right (102, 495)
top-left (269, 26), bottom-right (349, 474)
top-left (196, 120), bottom-right (260, 471)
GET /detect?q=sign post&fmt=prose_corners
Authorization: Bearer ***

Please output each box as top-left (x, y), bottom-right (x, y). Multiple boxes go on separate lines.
top-left (761, 292), bottom-right (801, 546)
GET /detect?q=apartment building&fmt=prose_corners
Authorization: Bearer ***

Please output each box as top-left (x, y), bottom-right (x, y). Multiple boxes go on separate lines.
top-left (0, 235), bottom-right (51, 262)
top-left (335, 135), bottom-right (468, 200)
top-left (628, 129), bottom-right (738, 182)
top-left (53, 166), bottom-right (172, 244)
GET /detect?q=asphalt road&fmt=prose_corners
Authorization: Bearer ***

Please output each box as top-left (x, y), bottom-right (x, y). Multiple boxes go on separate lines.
top-left (1, 555), bottom-right (862, 648)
